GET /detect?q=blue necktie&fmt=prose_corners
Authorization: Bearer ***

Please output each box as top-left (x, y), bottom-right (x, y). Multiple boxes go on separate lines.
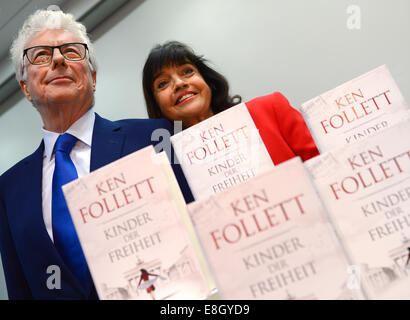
top-left (52, 133), bottom-right (90, 290)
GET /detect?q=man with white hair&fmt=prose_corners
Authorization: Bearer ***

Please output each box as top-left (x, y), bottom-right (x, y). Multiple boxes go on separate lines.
top-left (0, 9), bottom-right (193, 299)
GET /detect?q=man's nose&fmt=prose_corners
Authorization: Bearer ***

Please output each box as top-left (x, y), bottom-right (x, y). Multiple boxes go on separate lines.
top-left (51, 47), bottom-right (67, 68)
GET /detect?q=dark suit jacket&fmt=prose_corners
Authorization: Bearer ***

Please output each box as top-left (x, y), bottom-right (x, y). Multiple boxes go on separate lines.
top-left (0, 114), bottom-right (193, 299)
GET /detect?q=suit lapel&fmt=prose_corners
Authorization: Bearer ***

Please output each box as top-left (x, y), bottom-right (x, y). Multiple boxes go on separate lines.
top-left (17, 142), bottom-right (56, 256)
top-left (16, 142), bottom-right (87, 297)
top-left (90, 113), bottom-right (125, 172)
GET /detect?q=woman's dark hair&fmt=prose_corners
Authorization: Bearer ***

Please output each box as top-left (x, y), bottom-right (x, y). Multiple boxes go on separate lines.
top-left (142, 41), bottom-right (241, 118)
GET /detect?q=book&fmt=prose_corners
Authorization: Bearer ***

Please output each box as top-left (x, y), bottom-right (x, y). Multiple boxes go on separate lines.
top-left (170, 103), bottom-right (274, 200)
top-left (300, 65), bottom-right (409, 152)
top-left (187, 157), bottom-right (363, 300)
top-left (305, 119), bottom-right (410, 299)
top-left (156, 151), bottom-right (219, 299)
top-left (62, 146), bottom-right (212, 300)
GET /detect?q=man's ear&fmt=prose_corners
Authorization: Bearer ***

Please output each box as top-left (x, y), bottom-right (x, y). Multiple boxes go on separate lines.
top-left (92, 71), bottom-right (96, 92)
top-left (19, 80), bottom-right (32, 102)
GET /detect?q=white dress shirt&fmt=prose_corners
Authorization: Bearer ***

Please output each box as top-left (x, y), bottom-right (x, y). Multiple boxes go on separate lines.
top-left (41, 109), bottom-right (95, 241)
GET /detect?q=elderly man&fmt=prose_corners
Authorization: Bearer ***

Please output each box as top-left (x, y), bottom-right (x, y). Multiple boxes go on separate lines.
top-left (0, 9), bottom-right (192, 299)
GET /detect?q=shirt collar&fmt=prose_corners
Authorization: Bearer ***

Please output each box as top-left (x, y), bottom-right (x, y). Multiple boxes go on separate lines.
top-left (42, 109), bottom-right (95, 162)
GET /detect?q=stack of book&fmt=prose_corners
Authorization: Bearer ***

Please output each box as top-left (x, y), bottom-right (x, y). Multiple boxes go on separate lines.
top-left (305, 119), bottom-right (410, 299)
top-left (63, 65), bottom-right (410, 300)
top-left (300, 65), bottom-right (409, 152)
top-left (63, 147), bottom-right (213, 300)
top-left (170, 102), bottom-right (274, 199)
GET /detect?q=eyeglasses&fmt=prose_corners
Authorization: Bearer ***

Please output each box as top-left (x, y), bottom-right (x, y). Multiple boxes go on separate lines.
top-left (23, 42), bottom-right (88, 65)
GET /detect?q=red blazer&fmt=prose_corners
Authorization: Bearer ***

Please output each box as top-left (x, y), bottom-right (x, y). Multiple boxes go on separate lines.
top-left (245, 92), bottom-right (319, 165)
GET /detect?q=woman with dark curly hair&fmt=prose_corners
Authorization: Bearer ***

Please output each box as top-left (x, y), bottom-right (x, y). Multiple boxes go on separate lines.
top-left (142, 41), bottom-right (319, 164)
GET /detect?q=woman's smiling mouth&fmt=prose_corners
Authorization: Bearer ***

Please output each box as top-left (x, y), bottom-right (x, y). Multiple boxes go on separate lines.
top-left (175, 92), bottom-right (197, 105)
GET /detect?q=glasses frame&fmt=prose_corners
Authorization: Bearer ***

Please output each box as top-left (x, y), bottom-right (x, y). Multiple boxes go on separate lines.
top-left (23, 42), bottom-right (89, 65)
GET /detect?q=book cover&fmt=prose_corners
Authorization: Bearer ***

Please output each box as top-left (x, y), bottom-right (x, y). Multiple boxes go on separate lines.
top-left (171, 103), bottom-right (274, 200)
top-left (300, 65), bottom-right (409, 152)
top-left (62, 146), bottom-right (211, 300)
top-left (188, 157), bottom-right (362, 300)
top-left (305, 119), bottom-right (410, 299)
top-left (155, 152), bottom-right (218, 299)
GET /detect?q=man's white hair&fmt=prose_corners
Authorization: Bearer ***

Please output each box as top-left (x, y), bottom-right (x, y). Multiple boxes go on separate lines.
top-left (10, 9), bottom-right (98, 82)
